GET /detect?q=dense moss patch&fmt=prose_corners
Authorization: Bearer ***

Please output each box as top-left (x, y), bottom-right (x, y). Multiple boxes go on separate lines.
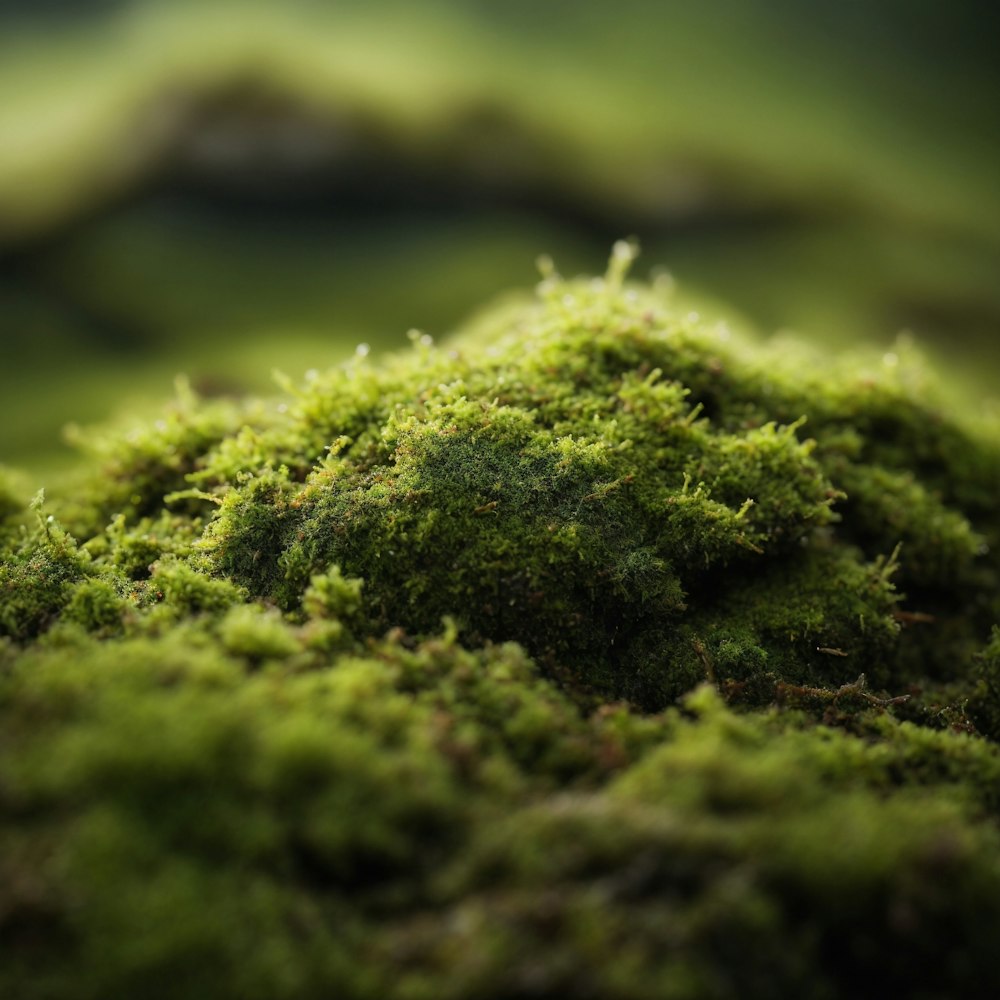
top-left (3, 249), bottom-right (1000, 996)
top-left (36, 242), bottom-right (997, 708)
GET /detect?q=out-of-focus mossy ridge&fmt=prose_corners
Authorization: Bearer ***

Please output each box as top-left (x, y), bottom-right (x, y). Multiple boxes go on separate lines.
top-left (3, 253), bottom-right (1000, 997)
top-left (4, 630), bottom-right (1000, 998)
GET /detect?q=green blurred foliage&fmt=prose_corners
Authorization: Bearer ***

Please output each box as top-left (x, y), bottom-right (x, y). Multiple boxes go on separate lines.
top-left (1, 0), bottom-right (997, 476)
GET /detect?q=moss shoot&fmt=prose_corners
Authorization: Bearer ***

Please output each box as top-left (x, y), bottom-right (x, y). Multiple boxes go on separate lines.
top-left (3, 247), bottom-right (1000, 998)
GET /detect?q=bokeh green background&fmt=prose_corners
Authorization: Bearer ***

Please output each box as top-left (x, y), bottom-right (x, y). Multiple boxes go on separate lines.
top-left (2, 0), bottom-right (998, 477)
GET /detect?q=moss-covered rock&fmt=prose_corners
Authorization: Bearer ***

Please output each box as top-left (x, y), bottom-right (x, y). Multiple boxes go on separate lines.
top-left (2, 250), bottom-right (1000, 996)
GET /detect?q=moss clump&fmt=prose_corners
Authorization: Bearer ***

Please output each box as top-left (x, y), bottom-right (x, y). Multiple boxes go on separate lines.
top-left (38, 242), bottom-right (995, 710)
top-left (2, 248), bottom-right (1000, 997)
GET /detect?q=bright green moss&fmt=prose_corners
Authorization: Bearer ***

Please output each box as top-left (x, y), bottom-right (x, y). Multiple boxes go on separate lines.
top-left (3, 244), bottom-right (998, 705)
top-left (60, 578), bottom-right (128, 637)
top-left (0, 508), bottom-right (92, 641)
top-left (173, 247), bottom-right (996, 708)
top-left (3, 250), bottom-right (1000, 997)
top-left (59, 380), bottom-right (252, 539)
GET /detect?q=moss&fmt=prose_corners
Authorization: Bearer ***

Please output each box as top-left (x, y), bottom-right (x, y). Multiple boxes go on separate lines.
top-left (166, 247), bottom-right (996, 708)
top-left (60, 579), bottom-right (128, 637)
top-left (3, 246), bottom-right (997, 699)
top-left (59, 380), bottom-right (253, 539)
top-left (969, 627), bottom-right (1000, 740)
top-left (2, 250), bottom-right (1000, 996)
top-left (407, 690), bottom-right (1000, 1000)
top-left (7, 629), bottom-right (1000, 999)
top-left (0, 504), bottom-right (92, 641)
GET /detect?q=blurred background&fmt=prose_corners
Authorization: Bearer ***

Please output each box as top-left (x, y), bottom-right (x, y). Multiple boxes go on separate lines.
top-left (1, 0), bottom-right (998, 476)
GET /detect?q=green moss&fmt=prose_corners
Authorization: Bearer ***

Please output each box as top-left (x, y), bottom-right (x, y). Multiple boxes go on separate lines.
top-left (59, 379), bottom-right (252, 539)
top-left (172, 247), bottom-right (995, 708)
top-left (0, 504), bottom-right (92, 641)
top-left (969, 627), bottom-right (1000, 741)
top-left (6, 629), bottom-right (1000, 998)
top-left (60, 579), bottom-right (128, 637)
top-left (4, 247), bottom-right (998, 701)
top-left (2, 251), bottom-right (1000, 996)
top-left (411, 690), bottom-right (1000, 1000)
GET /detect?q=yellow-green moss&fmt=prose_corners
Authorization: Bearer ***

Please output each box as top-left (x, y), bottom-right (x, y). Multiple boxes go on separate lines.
top-left (27, 244), bottom-right (993, 708)
top-left (3, 251), bottom-right (1000, 997)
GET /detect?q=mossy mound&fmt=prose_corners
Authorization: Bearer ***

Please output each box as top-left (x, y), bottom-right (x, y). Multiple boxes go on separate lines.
top-left (3, 249), bottom-right (1000, 997)
top-left (14, 243), bottom-right (997, 708)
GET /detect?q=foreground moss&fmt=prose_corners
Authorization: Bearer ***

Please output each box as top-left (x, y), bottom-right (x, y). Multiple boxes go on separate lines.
top-left (4, 631), bottom-right (1000, 999)
top-left (3, 251), bottom-right (1000, 996)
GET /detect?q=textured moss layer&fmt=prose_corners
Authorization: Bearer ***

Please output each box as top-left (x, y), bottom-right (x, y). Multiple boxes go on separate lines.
top-left (3, 251), bottom-right (1000, 996)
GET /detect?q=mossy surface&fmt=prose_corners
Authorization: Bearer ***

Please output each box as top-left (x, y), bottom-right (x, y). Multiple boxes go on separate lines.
top-left (3, 252), bottom-right (1000, 997)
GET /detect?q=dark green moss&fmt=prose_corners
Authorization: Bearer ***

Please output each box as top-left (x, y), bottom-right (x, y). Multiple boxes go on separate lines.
top-left (969, 627), bottom-right (1000, 741)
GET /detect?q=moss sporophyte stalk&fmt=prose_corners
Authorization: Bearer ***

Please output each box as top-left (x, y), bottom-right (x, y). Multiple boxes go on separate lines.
top-left (2, 246), bottom-right (1000, 998)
